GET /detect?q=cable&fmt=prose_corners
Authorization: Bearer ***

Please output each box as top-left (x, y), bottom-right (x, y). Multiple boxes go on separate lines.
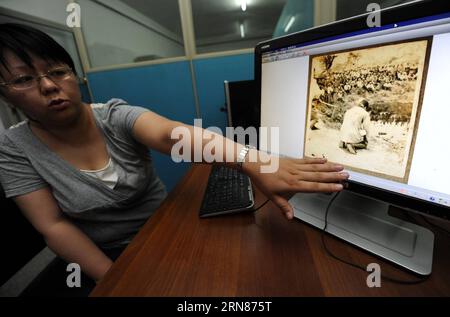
top-left (321, 192), bottom-right (431, 285)
top-left (322, 192), bottom-right (341, 232)
top-left (253, 199), bottom-right (270, 212)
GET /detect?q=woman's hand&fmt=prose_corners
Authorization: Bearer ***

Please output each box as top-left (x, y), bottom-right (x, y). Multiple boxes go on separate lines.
top-left (243, 153), bottom-right (349, 219)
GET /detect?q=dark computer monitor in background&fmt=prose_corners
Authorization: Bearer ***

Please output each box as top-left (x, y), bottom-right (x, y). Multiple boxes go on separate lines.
top-left (224, 80), bottom-right (260, 147)
top-left (255, 0), bottom-right (450, 275)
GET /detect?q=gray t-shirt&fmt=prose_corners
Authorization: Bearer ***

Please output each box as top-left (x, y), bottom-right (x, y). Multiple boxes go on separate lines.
top-left (0, 99), bottom-right (167, 249)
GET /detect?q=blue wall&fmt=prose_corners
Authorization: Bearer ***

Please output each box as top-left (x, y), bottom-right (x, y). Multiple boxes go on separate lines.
top-left (79, 83), bottom-right (91, 104)
top-left (87, 61), bottom-right (196, 192)
top-left (86, 55), bottom-right (255, 192)
top-left (193, 53), bottom-right (254, 131)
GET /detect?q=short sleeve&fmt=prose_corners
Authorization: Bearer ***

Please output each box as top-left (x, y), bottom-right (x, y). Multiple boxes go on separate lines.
top-left (0, 134), bottom-right (48, 198)
top-left (101, 99), bottom-right (150, 143)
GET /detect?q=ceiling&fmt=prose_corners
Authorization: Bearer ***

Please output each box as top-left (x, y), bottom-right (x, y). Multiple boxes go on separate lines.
top-left (120, 0), bottom-right (287, 47)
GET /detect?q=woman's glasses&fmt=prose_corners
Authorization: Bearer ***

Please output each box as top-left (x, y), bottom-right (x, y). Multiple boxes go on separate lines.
top-left (0, 66), bottom-right (74, 90)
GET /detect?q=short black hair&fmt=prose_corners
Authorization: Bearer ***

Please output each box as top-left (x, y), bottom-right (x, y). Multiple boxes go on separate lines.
top-left (360, 99), bottom-right (370, 109)
top-left (0, 23), bottom-right (77, 79)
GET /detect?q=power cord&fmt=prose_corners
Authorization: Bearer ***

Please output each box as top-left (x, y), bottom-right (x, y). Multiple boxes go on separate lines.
top-left (253, 199), bottom-right (270, 212)
top-left (321, 192), bottom-right (431, 285)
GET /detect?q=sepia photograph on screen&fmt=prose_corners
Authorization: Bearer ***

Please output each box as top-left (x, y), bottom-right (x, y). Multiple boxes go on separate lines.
top-left (304, 38), bottom-right (432, 183)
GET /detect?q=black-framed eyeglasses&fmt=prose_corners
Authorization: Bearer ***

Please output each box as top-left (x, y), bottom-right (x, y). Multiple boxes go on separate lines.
top-left (0, 66), bottom-right (74, 91)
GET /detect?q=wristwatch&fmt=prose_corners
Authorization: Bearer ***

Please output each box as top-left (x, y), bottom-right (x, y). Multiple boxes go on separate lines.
top-left (237, 145), bottom-right (255, 170)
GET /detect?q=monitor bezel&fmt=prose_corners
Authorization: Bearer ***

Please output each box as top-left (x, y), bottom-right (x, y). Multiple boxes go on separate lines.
top-left (254, 0), bottom-right (450, 220)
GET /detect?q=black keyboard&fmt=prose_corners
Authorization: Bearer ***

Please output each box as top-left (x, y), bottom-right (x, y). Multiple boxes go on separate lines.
top-left (199, 165), bottom-right (255, 218)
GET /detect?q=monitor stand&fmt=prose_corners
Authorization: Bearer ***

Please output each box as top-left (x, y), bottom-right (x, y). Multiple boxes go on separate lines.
top-left (290, 191), bottom-right (434, 275)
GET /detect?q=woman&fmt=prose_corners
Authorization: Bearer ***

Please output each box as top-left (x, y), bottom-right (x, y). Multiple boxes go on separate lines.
top-left (0, 24), bottom-right (348, 292)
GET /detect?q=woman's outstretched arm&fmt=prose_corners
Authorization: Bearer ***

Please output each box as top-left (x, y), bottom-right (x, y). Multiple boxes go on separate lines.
top-left (132, 111), bottom-right (349, 219)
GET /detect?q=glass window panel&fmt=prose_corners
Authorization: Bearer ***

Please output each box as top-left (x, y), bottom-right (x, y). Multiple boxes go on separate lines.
top-left (273, 0), bottom-right (314, 37)
top-left (192, 0), bottom-right (288, 54)
top-left (77, 0), bottom-right (185, 68)
top-left (274, 0), bottom-right (419, 37)
top-left (336, 0), bottom-right (419, 21)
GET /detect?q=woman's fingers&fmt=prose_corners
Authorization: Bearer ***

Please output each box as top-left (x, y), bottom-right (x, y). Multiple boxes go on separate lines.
top-left (271, 194), bottom-right (295, 220)
top-left (294, 157), bottom-right (327, 164)
top-left (294, 181), bottom-right (344, 193)
top-left (292, 162), bottom-right (344, 173)
top-left (296, 171), bottom-right (349, 183)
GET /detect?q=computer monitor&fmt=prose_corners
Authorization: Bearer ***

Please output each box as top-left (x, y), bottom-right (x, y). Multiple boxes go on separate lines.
top-left (255, 0), bottom-right (450, 275)
top-left (224, 80), bottom-right (260, 146)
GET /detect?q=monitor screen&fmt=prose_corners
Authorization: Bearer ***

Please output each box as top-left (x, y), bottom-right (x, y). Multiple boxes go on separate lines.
top-left (226, 80), bottom-right (259, 129)
top-left (225, 80), bottom-right (260, 146)
top-left (258, 5), bottom-right (450, 211)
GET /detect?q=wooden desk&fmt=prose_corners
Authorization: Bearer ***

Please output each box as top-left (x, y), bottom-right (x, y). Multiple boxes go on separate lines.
top-left (91, 164), bottom-right (450, 296)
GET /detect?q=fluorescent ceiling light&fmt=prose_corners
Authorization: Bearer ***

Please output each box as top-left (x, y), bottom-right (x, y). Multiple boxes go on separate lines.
top-left (240, 23), bottom-right (245, 38)
top-left (240, 0), bottom-right (247, 12)
top-left (284, 16), bottom-right (296, 33)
